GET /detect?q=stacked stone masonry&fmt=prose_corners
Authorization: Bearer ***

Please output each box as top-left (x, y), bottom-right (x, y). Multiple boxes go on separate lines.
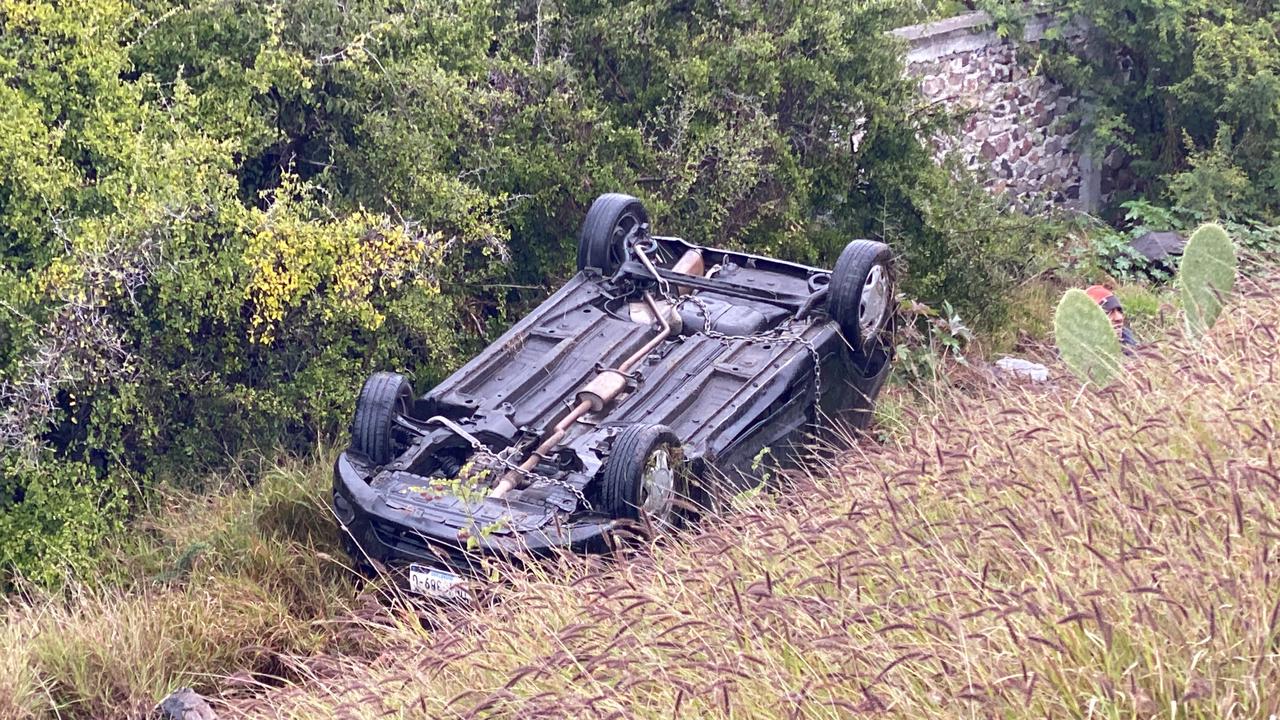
top-left (893, 12), bottom-right (1096, 211)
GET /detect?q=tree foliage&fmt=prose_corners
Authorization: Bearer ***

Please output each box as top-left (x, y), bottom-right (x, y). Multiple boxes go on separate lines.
top-left (1036, 0), bottom-right (1280, 221)
top-left (0, 0), bottom-right (1043, 583)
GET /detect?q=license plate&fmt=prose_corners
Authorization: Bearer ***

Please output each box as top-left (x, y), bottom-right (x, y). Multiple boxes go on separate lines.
top-left (407, 564), bottom-right (469, 601)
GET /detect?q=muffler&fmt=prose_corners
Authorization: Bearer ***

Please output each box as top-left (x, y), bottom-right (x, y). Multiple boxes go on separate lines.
top-left (576, 369), bottom-right (631, 412)
top-left (489, 290), bottom-right (678, 500)
top-left (490, 248), bottom-right (704, 501)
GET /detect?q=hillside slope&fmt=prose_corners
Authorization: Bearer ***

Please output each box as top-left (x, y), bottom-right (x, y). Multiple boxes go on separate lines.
top-left (3, 273), bottom-right (1278, 720)
top-left (230, 275), bottom-right (1279, 718)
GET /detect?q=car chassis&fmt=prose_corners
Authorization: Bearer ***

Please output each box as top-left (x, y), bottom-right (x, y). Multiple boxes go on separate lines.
top-left (333, 194), bottom-right (895, 590)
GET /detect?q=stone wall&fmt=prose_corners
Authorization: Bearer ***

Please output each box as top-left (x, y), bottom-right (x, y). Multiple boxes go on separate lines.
top-left (891, 12), bottom-right (1099, 211)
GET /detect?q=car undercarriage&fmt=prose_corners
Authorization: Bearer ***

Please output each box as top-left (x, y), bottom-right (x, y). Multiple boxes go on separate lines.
top-left (333, 194), bottom-right (895, 594)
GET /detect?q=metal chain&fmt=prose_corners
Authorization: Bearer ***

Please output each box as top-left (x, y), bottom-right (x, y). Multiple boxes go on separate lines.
top-left (671, 293), bottom-right (823, 401)
top-left (476, 446), bottom-right (593, 511)
top-left (638, 250), bottom-right (824, 401)
top-left (442, 248), bottom-right (826, 514)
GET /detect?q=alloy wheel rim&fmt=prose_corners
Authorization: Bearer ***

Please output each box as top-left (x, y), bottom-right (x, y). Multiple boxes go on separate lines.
top-left (639, 446), bottom-right (676, 522)
top-left (858, 264), bottom-right (889, 340)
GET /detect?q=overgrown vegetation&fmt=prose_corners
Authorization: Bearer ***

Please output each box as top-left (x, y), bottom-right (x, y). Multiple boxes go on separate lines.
top-left (214, 272), bottom-right (1280, 718)
top-left (0, 0), bottom-right (1050, 583)
top-left (3, 270), bottom-right (1276, 719)
top-left (1034, 0), bottom-right (1280, 226)
top-left (4, 0), bottom-right (1280, 714)
top-left (0, 453), bottom-right (352, 718)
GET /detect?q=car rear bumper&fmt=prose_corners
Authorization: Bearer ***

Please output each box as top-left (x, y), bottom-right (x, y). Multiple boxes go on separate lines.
top-left (332, 452), bottom-right (615, 576)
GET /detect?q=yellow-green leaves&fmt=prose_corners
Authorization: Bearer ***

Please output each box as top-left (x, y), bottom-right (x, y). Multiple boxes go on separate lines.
top-left (242, 178), bottom-right (436, 344)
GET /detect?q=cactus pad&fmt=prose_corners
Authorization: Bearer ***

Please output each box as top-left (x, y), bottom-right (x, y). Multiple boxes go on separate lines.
top-left (1054, 289), bottom-right (1124, 388)
top-left (1180, 223), bottom-right (1237, 338)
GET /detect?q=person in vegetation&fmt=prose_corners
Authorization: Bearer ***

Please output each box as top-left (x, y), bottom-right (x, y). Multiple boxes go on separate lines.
top-left (1085, 285), bottom-right (1138, 347)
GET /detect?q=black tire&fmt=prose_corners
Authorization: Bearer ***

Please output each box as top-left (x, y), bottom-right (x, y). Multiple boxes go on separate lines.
top-left (577, 193), bottom-right (650, 274)
top-left (351, 372), bottom-right (413, 466)
top-left (598, 424), bottom-right (686, 526)
top-left (828, 239), bottom-right (895, 359)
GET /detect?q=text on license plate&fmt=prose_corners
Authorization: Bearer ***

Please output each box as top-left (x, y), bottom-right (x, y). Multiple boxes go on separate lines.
top-left (408, 564), bottom-right (469, 601)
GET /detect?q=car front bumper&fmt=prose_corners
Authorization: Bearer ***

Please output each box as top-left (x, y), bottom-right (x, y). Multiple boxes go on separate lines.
top-left (332, 452), bottom-right (616, 576)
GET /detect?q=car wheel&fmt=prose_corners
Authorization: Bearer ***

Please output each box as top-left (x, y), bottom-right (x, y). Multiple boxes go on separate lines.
top-left (351, 371), bottom-right (413, 466)
top-left (599, 424), bottom-right (686, 529)
top-left (828, 239), bottom-right (895, 359)
top-left (578, 193), bottom-right (650, 275)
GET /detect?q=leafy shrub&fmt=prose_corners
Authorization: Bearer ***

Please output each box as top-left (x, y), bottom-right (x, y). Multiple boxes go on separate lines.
top-left (1164, 128), bottom-right (1253, 222)
top-left (1063, 193), bottom-right (1276, 285)
top-left (1225, 219), bottom-right (1280, 258)
top-left (0, 0), bottom-right (485, 584)
top-left (891, 298), bottom-right (976, 387)
top-left (0, 0), bottom-right (1052, 583)
top-left (881, 156), bottom-right (1060, 328)
top-left (1065, 199), bottom-right (1182, 282)
top-left (1037, 0), bottom-right (1280, 223)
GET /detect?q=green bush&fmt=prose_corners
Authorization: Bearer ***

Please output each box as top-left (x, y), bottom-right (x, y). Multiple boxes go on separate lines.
top-left (1036, 0), bottom-right (1280, 223)
top-left (0, 0), bottom-right (1050, 584)
top-left (0, 0), bottom-right (484, 584)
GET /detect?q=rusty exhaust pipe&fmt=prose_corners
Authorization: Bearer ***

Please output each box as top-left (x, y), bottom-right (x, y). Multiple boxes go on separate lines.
top-left (670, 248), bottom-right (704, 295)
top-left (576, 370), bottom-right (630, 412)
top-left (489, 291), bottom-right (674, 500)
top-left (671, 248), bottom-right (705, 277)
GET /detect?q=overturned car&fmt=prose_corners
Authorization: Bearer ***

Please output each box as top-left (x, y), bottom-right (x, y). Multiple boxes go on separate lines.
top-left (333, 193), bottom-right (895, 599)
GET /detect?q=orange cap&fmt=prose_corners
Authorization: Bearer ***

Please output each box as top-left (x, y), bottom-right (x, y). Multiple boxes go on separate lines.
top-left (1085, 285), bottom-right (1122, 312)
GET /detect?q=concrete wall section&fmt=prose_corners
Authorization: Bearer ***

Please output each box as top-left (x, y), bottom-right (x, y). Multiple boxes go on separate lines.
top-left (892, 11), bottom-right (1099, 211)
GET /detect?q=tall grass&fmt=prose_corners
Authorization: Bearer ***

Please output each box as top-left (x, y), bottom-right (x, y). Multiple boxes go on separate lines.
top-left (234, 274), bottom-right (1280, 719)
top-left (4, 275), bottom-right (1279, 719)
top-left (0, 455), bottom-right (355, 718)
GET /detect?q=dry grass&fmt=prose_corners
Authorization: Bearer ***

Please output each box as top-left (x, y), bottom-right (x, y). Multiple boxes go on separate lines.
top-left (5, 276), bottom-right (1279, 719)
top-left (221, 274), bottom-right (1280, 718)
top-left (0, 456), bottom-right (356, 719)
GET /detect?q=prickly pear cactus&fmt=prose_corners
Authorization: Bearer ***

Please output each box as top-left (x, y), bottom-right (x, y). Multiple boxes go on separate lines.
top-left (1180, 223), bottom-right (1237, 338)
top-left (1054, 289), bottom-right (1123, 388)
